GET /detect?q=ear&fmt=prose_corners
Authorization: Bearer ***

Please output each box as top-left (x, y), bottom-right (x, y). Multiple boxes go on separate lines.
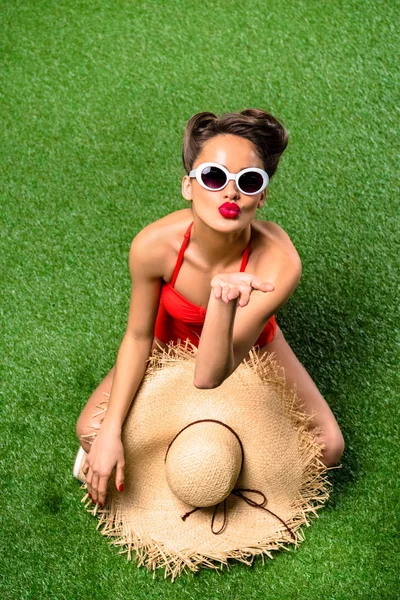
top-left (257, 190), bottom-right (266, 209)
top-left (182, 175), bottom-right (192, 201)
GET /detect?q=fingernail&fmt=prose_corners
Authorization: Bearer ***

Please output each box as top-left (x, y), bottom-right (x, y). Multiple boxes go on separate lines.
top-left (118, 484), bottom-right (124, 492)
top-left (88, 493), bottom-right (92, 499)
top-left (91, 498), bottom-right (95, 504)
top-left (99, 502), bottom-right (103, 508)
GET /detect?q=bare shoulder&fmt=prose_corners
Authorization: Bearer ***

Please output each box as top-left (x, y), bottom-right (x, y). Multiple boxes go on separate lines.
top-left (129, 209), bottom-right (192, 279)
top-left (251, 220), bottom-right (302, 273)
top-left (253, 220), bottom-right (300, 255)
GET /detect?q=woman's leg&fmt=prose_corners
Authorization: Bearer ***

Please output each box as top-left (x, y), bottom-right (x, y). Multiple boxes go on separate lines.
top-left (76, 367), bottom-right (114, 453)
top-left (75, 339), bottom-right (165, 453)
top-left (259, 325), bottom-right (345, 468)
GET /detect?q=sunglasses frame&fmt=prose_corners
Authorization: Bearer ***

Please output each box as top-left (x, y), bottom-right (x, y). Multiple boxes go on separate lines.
top-left (189, 162), bottom-right (269, 196)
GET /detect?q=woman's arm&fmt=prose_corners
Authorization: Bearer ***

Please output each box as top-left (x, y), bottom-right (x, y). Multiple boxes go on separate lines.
top-left (83, 228), bottom-right (164, 505)
top-left (101, 237), bottom-right (163, 433)
top-left (194, 247), bottom-right (302, 389)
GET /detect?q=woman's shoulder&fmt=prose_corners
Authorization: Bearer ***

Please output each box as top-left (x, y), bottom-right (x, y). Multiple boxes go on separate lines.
top-left (129, 209), bottom-right (192, 277)
top-left (133, 209), bottom-right (192, 246)
top-left (251, 219), bottom-right (301, 265)
top-left (252, 219), bottom-right (296, 248)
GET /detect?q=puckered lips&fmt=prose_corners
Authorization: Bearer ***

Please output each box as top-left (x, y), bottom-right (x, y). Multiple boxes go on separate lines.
top-left (218, 202), bottom-right (241, 219)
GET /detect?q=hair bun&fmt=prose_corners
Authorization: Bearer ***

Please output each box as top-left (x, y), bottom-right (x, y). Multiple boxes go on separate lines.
top-left (182, 109), bottom-right (288, 177)
top-left (188, 112), bottom-right (218, 133)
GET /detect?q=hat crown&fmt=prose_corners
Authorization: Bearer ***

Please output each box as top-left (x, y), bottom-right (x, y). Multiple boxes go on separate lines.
top-left (165, 420), bottom-right (243, 507)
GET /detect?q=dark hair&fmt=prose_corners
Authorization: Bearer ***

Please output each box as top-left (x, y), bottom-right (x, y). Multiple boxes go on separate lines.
top-left (182, 109), bottom-right (288, 178)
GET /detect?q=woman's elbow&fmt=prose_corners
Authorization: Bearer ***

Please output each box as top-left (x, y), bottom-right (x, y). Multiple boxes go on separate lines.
top-left (193, 379), bottom-right (219, 390)
top-left (193, 375), bottom-right (223, 389)
top-left (193, 361), bottom-right (233, 389)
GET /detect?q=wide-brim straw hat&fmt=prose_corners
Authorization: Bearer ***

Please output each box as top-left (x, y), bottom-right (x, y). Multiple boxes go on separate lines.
top-left (79, 343), bottom-right (331, 580)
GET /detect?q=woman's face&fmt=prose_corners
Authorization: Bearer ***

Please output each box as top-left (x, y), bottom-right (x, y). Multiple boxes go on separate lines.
top-left (182, 134), bottom-right (266, 232)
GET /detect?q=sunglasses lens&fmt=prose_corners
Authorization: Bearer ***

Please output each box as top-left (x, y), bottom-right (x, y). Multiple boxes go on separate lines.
top-left (238, 171), bottom-right (264, 194)
top-left (201, 166), bottom-right (227, 189)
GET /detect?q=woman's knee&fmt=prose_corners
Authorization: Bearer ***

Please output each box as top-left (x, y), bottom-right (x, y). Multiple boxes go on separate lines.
top-left (75, 367), bottom-right (115, 444)
top-left (76, 413), bottom-right (98, 453)
top-left (76, 412), bottom-right (96, 442)
top-left (76, 395), bottom-right (109, 441)
top-left (320, 426), bottom-right (345, 467)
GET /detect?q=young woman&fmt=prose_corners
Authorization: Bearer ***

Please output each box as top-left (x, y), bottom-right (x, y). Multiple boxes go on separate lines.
top-left (75, 109), bottom-right (345, 507)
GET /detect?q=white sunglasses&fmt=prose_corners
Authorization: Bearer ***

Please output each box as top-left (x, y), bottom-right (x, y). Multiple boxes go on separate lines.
top-left (189, 162), bottom-right (269, 196)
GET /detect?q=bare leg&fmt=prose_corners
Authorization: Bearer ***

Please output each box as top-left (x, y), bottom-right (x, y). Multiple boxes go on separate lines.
top-left (75, 339), bottom-right (165, 453)
top-left (259, 325), bottom-right (345, 468)
top-left (76, 367), bottom-right (114, 453)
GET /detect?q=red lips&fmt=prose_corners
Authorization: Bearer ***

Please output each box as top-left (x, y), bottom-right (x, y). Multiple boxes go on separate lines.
top-left (218, 202), bottom-right (240, 219)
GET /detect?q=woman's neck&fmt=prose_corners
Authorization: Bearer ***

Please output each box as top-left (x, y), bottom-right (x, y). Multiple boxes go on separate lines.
top-left (190, 216), bottom-right (252, 270)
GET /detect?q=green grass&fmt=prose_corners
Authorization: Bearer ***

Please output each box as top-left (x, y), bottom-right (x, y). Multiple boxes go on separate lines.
top-left (1, 0), bottom-right (398, 598)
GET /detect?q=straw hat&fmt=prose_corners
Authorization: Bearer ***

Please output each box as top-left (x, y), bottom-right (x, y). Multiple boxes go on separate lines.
top-left (79, 343), bottom-right (330, 580)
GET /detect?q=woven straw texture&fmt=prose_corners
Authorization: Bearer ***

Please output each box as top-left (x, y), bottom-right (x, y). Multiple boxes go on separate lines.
top-left (165, 420), bottom-right (243, 507)
top-left (81, 343), bottom-right (331, 580)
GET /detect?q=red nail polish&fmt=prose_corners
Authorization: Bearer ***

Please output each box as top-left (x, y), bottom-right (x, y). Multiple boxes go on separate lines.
top-left (99, 502), bottom-right (103, 508)
top-left (88, 493), bottom-right (92, 499)
top-left (91, 498), bottom-right (95, 504)
top-left (118, 484), bottom-right (124, 492)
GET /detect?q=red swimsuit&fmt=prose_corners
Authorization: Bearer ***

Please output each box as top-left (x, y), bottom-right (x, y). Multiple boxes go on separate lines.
top-left (154, 222), bottom-right (277, 347)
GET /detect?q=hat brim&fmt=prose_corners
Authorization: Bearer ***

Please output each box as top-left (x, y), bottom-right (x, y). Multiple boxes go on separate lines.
top-left (82, 344), bottom-right (331, 580)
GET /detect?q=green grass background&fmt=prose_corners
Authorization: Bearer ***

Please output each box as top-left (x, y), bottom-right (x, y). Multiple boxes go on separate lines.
top-left (1, 0), bottom-right (398, 598)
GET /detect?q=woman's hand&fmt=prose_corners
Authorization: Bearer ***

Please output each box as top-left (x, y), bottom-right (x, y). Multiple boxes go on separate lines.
top-left (211, 272), bottom-right (275, 308)
top-left (82, 428), bottom-right (125, 507)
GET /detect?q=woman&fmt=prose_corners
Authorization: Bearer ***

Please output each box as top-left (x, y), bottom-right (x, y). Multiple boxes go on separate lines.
top-left (75, 109), bottom-right (345, 507)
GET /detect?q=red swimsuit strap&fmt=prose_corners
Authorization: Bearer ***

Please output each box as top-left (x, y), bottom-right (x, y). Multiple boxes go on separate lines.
top-left (170, 221), bottom-right (252, 287)
top-left (170, 222), bottom-right (194, 287)
top-left (239, 243), bottom-right (251, 272)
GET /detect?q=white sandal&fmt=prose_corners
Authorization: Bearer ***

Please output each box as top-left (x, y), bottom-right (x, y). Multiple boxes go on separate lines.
top-left (72, 446), bottom-right (87, 483)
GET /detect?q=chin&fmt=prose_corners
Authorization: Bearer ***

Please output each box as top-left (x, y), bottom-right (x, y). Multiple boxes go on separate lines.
top-left (192, 207), bottom-right (253, 232)
top-left (213, 214), bottom-right (252, 232)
